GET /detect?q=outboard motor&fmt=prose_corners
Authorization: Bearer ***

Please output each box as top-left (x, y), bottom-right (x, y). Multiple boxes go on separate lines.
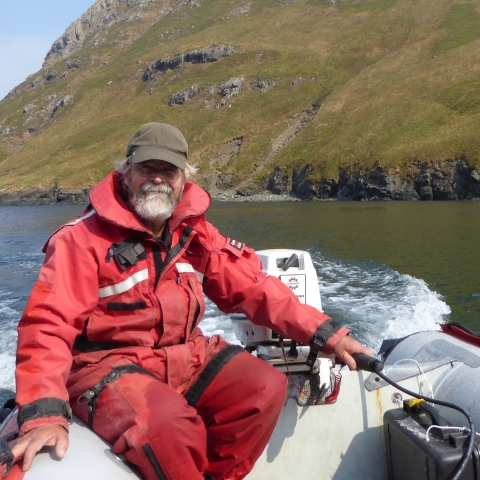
top-left (232, 249), bottom-right (340, 406)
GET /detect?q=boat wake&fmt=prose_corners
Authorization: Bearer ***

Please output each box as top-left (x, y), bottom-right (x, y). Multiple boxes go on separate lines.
top-left (200, 250), bottom-right (449, 354)
top-left (311, 251), bottom-right (449, 351)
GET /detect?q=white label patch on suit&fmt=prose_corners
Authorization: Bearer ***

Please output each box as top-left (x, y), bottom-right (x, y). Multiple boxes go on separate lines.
top-left (176, 263), bottom-right (204, 283)
top-left (279, 274), bottom-right (306, 304)
top-left (99, 269), bottom-right (149, 298)
top-left (229, 239), bottom-right (243, 251)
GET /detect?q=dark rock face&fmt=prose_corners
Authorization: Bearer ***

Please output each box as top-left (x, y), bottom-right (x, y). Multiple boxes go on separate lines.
top-left (413, 161), bottom-right (480, 200)
top-left (44, 70), bottom-right (58, 82)
top-left (65, 57), bottom-right (89, 69)
top-left (319, 178), bottom-right (339, 199)
top-left (1, 162), bottom-right (479, 206)
top-left (266, 160), bottom-right (480, 201)
top-left (0, 187), bottom-right (90, 206)
top-left (292, 165), bottom-right (317, 200)
top-left (143, 45), bottom-right (235, 81)
top-left (216, 174), bottom-right (233, 189)
top-left (337, 169), bottom-right (419, 201)
top-left (219, 77), bottom-right (244, 100)
top-left (144, 55), bottom-right (183, 80)
top-left (184, 45), bottom-right (235, 63)
top-left (455, 162), bottom-right (480, 199)
top-left (267, 167), bottom-right (292, 195)
top-left (267, 164), bottom-right (339, 200)
top-left (252, 79), bottom-right (276, 93)
top-left (169, 85), bottom-right (200, 106)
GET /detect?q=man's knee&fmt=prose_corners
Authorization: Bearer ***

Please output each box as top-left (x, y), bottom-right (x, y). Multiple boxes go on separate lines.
top-left (248, 357), bottom-right (287, 408)
top-left (195, 351), bottom-right (287, 415)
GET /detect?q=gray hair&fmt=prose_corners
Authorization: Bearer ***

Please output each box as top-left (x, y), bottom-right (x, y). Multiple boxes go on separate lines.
top-left (115, 156), bottom-right (198, 181)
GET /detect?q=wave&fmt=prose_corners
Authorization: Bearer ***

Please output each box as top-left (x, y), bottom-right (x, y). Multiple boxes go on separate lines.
top-left (200, 251), bottom-right (450, 353)
top-left (311, 252), bottom-right (449, 351)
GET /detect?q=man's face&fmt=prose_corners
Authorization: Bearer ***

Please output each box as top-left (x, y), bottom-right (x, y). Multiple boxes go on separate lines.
top-left (124, 160), bottom-right (185, 224)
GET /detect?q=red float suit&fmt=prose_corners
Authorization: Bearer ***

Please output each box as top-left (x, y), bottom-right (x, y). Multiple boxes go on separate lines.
top-left (15, 172), bottom-right (350, 480)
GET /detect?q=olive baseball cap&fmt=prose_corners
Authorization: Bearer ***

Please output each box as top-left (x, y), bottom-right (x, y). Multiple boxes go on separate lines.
top-left (126, 123), bottom-right (188, 169)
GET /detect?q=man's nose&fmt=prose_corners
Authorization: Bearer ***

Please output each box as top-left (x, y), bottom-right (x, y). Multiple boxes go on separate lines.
top-left (151, 175), bottom-right (166, 184)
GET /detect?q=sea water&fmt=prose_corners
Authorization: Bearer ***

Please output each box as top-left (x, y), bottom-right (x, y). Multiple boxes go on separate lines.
top-left (1, 201), bottom-right (479, 404)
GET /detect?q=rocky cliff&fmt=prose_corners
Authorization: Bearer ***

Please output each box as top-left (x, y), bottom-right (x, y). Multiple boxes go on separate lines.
top-left (43, 0), bottom-right (165, 66)
top-left (265, 160), bottom-right (480, 201)
top-left (2, 159), bottom-right (478, 205)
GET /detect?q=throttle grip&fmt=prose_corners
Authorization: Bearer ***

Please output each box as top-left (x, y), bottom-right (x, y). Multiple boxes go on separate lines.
top-left (352, 353), bottom-right (384, 373)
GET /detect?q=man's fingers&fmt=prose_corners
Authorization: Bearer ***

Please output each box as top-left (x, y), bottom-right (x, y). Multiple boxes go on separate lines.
top-left (10, 437), bottom-right (28, 463)
top-left (16, 435), bottom-right (47, 471)
top-left (22, 432), bottom-right (68, 471)
top-left (332, 335), bottom-right (375, 370)
top-left (54, 433), bottom-right (69, 459)
top-left (360, 345), bottom-right (374, 357)
top-left (22, 443), bottom-right (39, 472)
top-left (10, 425), bottom-right (69, 472)
top-left (342, 352), bottom-right (356, 371)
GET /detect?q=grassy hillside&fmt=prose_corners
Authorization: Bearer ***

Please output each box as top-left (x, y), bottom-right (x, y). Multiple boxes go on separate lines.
top-left (0, 0), bottom-right (479, 192)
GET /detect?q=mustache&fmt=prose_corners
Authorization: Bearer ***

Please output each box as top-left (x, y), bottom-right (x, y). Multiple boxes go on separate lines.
top-left (138, 183), bottom-right (173, 196)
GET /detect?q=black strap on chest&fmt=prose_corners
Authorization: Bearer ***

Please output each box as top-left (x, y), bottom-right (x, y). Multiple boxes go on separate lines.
top-left (152, 225), bottom-right (195, 287)
top-left (151, 243), bottom-right (163, 287)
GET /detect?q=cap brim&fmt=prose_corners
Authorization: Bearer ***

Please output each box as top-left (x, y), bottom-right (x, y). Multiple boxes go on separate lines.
top-left (131, 146), bottom-right (186, 169)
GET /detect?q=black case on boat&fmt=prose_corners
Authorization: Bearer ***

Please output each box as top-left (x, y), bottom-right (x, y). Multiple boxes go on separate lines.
top-left (384, 408), bottom-right (480, 480)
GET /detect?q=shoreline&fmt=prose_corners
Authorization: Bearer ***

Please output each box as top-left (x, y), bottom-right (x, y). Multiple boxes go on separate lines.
top-left (1, 158), bottom-right (480, 207)
top-left (0, 188), bottom-right (478, 206)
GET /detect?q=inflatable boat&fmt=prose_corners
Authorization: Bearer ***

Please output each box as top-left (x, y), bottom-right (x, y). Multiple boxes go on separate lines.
top-left (1, 249), bottom-right (479, 479)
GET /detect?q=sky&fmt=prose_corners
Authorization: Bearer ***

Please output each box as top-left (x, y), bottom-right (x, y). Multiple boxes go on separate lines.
top-left (0, 0), bottom-right (96, 100)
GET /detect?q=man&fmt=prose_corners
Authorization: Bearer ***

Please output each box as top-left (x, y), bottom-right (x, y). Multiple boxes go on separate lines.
top-left (12, 123), bottom-right (371, 480)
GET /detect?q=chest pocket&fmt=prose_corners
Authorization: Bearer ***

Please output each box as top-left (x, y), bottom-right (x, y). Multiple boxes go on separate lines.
top-left (156, 263), bottom-right (206, 346)
top-left (176, 263), bottom-right (206, 337)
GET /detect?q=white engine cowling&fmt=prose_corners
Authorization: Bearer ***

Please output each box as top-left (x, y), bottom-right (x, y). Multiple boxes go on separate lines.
top-left (232, 249), bottom-right (322, 348)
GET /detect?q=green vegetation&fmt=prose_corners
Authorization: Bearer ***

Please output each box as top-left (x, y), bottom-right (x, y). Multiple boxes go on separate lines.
top-left (0, 0), bottom-right (479, 191)
top-left (433, 1), bottom-right (480, 53)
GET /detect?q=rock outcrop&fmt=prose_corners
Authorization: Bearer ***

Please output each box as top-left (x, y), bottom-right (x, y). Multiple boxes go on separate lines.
top-left (266, 160), bottom-right (480, 201)
top-left (0, 124), bottom-right (16, 137)
top-left (44, 0), bottom-right (162, 66)
top-left (413, 161), bottom-right (480, 200)
top-left (231, 2), bottom-right (251, 15)
top-left (1, 160), bottom-right (479, 205)
top-left (22, 94), bottom-right (74, 134)
top-left (252, 79), bottom-right (276, 93)
top-left (6, 70), bottom-right (67, 100)
top-left (143, 45), bottom-right (235, 81)
top-left (0, 187), bottom-right (90, 206)
top-left (336, 169), bottom-right (420, 201)
top-left (169, 85), bottom-right (200, 106)
top-left (218, 77), bottom-right (244, 105)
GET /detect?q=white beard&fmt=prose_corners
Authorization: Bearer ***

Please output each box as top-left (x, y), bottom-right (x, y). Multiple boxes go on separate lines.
top-left (129, 183), bottom-right (180, 223)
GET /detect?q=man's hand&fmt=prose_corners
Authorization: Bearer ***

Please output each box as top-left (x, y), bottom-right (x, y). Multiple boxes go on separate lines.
top-left (332, 336), bottom-right (373, 371)
top-left (11, 424), bottom-right (69, 472)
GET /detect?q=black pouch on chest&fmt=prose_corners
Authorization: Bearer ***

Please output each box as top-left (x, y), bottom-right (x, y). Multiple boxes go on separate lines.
top-left (108, 237), bottom-right (147, 271)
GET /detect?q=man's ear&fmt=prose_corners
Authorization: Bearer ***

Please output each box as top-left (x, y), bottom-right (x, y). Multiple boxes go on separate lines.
top-left (122, 171), bottom-right (131, 197)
